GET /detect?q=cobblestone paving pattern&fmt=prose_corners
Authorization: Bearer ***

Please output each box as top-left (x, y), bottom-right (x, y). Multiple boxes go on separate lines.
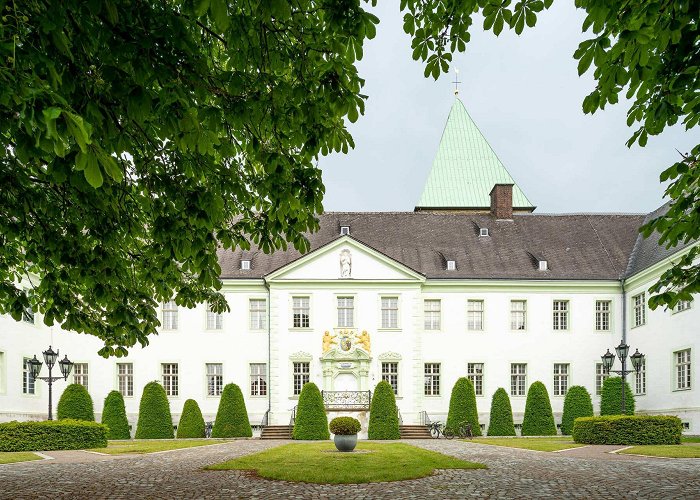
top-left (0, 439), bottom-right (698, 499)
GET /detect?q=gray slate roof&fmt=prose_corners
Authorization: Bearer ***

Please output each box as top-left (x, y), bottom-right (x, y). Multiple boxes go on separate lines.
top-left (219, 212), bottom-right (648, 281)
top-left (625, 202), bottom-right (696, 278)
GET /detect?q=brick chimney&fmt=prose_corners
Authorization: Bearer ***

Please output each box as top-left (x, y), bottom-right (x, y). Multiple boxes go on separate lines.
top-left (489, 184), bottom-right (513, 219)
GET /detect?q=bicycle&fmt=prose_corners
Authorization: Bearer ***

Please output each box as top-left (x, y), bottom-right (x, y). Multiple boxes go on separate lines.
top-left (453, 421), bottom-right (473, 439)
top-left (428, 421), bottom-right (445, 439)
top-left (430, 421), bottom-right (473, 439)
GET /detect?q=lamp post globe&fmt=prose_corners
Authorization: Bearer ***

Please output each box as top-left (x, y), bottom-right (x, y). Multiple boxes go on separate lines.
top-left (615, 341), bottom-right (630, 363)
top-left (42, 345), bottom-right (59, 368)
top-left (630, 349), bottom-right (645, 373)
top-left (58, 355), bottom-right (74, 380)
top-left (28, 355), bottom-right (43, 381)
top-left (601, 349), bottom-right (615, 374)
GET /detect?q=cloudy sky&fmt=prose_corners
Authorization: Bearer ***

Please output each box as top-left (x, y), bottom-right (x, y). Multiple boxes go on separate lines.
top-left (318, 2), bottom-right (696, 214)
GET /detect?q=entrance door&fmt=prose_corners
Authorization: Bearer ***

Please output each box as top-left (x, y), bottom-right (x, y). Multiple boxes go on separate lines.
top-left (334, 373), bottom-right (358, 392)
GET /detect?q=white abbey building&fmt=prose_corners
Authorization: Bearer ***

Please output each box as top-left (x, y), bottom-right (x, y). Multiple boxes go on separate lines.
top-left (1, 99), bottom-right (697, 435)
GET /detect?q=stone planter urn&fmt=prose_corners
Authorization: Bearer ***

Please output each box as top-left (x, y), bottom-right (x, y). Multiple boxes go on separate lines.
top-left (329, 416), bottom-right (361, 452)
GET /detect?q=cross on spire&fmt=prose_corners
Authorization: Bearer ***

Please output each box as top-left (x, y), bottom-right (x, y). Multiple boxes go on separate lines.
top-left (452, 69), bottom-right (461, 96)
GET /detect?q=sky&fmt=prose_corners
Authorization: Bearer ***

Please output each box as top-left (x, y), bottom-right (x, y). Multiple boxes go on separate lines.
top-left (318, 2), bottom-right (697, 214)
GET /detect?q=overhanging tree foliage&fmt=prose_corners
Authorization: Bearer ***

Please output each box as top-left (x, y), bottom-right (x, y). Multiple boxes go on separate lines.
top-left (2, 1), bottom-right (697, 356)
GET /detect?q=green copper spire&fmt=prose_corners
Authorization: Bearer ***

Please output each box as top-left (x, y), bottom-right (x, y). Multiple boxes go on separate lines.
top-left (416, 98), bottom-right (534, 211)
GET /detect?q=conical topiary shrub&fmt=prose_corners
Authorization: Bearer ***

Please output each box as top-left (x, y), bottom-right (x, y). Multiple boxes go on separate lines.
top-left (521, 381), bottom-right (557, 436)
top-left (487, 388), bottom-right (516, 436)
top-left (561, 385), bottom-right (593, 435)
top-left (57, 383), bottom-right (95, 421)
top-left (212, 384), bottom-right (252, 438)
top-left (600, 376), bottom-right (635, 416)
top-left (367, 380), bottom-right (400, 440)
top-left (177, 399), bottom-right (206, 438)
top-left (135, 381), bottom-right (174, 439)
top-left (101, 390), bottom-right (130, 439)
top-left (292, 382), bottom-right (329, 440)
top-left (445, 377), bottom-right (482, 437)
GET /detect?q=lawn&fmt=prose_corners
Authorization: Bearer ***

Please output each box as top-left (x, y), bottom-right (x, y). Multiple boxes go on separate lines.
top-left (469, 437), bottom-right (585, 452)
top-left (0, 452), bottom-right (42, 464)
top-left (91, 439), bottom-right (228, 455)
top-left (682, 436), bottom-right (700, 443)
top-left (619, 443), bottom-right (700, 459)
top-left (206, 442), bottom-right (486, 483)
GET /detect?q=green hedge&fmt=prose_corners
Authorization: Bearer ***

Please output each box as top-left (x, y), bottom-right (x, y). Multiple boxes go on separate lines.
top-left (445, 377), bottom-right (482, 437)
top-left (101, 390), bottom-right (131, 439)
top-left (521, 381), bottom-right (557, 436)
top-left (135, 381), bottom-right (174, 439)
top-left (367, 380), bottom-right (400, 440)
top-left (292, 382), bottom-right (329, 440)
top-left (57, 383), bottom-right (95, 421)
top-left (329, 416), bottom-right (361, 435)
top-left (573, 415), bottom-right (682, 445)
top-left (600, 377), bottom-right (635, 416)
top-left (560, 386), bottom-right (593, 435)
top-left (0, 420), bottom-right (108, 452)
top-left (177, 399), bottom-right (206, 438)
top-left (487, 388), bottom-right (516, 436)
top-left (212, 384), bottom-right (252, 438)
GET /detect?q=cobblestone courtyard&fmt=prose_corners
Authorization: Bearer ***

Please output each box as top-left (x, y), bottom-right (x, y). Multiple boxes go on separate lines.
top-left (1, 439), bottom-right (698, 499)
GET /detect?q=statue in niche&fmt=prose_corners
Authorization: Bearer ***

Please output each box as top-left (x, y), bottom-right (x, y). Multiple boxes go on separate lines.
top-left (339, 249), bottom-right (352, 278)
top-left (322, 331), bottom-right (337, 353)
top-left (358, 330), bottom-right (371, 353)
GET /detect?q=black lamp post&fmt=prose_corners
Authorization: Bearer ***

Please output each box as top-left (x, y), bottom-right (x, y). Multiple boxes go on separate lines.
top-left (601, 340), bottom-right (645, 414)
top-left (28, 346), bottom-right (74, 420)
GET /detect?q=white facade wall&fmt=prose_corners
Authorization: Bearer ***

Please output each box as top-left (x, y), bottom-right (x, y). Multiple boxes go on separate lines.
top-left (0, 239), bottom-right (697, 434)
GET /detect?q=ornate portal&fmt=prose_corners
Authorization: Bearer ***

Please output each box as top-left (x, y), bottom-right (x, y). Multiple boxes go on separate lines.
top-left (320, 327), bottom-right (372, 394)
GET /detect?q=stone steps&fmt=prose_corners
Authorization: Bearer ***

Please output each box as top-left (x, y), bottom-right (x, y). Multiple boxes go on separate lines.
top-left (400, 424), bottom-right (432, 439)
top-left (260, 425), bottom-right (292, 439)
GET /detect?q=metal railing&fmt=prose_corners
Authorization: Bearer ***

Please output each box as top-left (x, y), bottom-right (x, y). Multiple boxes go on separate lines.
top-left (260, 410), bottom-right (269, 429)
top-left (289, 406), bottom-right (297, 430)
top-left (419, 410), bottom-right (432, 426)
top-left (397, 408), bottom-right (403, 425)
top-left (321, 390), bottom-right (371, 410)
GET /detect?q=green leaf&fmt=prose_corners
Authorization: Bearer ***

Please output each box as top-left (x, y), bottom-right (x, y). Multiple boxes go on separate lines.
top-left (270, 0), bottom-right (292, 20)
top-left (210, 0), bottom-right (230, 31)
top-left (97, 149), bottom-right (123, 182)
top-left (43, 107), bottom-right (62, 139)
top-left (577, 49), bottom-right (594, 76)
top-left (84, 153), bottom-right (103, 188)
top-left (194, 0), bottom-right (210, 17)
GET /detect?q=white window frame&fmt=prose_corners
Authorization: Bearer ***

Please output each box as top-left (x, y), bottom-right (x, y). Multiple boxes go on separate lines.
top-left (0, 351), bottom-right (5, 395)
top-left (510, 300), bottom-right (527, 331)
top-left (424, 299), bottom-right (441, 331)
top-left (206, 303), bottom-right (223, 330)
top-left (161, 363), bottom-right (179, 397)
top-left (161, 300), bottom-right (178, 330)
top-left (380, 296), bottom-right (399, 329)
top-left (424, 363), bottom-right (440, 396)
top-left (674, 349), bottom-right (691, 391)
top-left (206, 363), bottom-right (223, 397)
top-left (510, 363), bottom-right (527, 397)
top-left (467, 299), bottom-right (484, 331)
top-left (467, 362), bottom-right (484, 396)
top-left (674, 299), bottom-right (692, 314)
top-left (292, 361), bottom-right (310, 396)
top-left (337, 296), bottom-right (355, 328)
top-left (635, 358), bottom-right (646, 396)
top-left (116, 362), bottom-right (134, 397)
top-left (553, 363), bottom-right (569, 397)
top-left (250, 363), bottom-right (267, 397)
top-left (595, 300), bottom-right (611, 332)
top-left (72, 362), bottom-right (89, 390)
top-left (292, 296), bottom-right (311, 329)
top-left (22, 357), bottom-right (36, 395)
top-left (552, 300), bottom-right (569, 331)
top-left (249, 298), bottom-right (268, 330)
top-left (381, 361), bottom-right (399, 395)
top-left (632, 292), bottom-right (646, 328)
top-left (595, 362), bottom-right (609, 396)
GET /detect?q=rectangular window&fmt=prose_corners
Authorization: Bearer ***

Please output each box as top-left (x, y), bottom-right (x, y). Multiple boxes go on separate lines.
top-left (293, 362), bottom-right (310, 396)
top-left (424, 299), bottom-right (441, 330)
top-left (337, 297), bottom-right (354, 327)
top-left (467, 300), bottom-right (484, 331)
top-left (162, 300), bottom-right (178, 330)
top-left (511, 363), bottom-right (527, 396)
top-left (553, 300), bottom-right (569, 330)
top-left (381, 362), bottom-right (399, 394)
top-left (249, 299), bottom-right (267, 330)
top-left (553, 363), bottom-right (569, 396)
top-left (675, 349), bottom-right (691, 390)
top-left (292, 296), bottom-right (310, 328)
top-left (675, 299), bottom-right (692, 313)
top-left (632, 293), bottom-right (646, 327)
top-left (206, 303), bottom-right (223, 330)
top-left (381, 297), bottom-right (399, 329)
top-left (424, 363), bottom-right (440, 396)
top-left (595, 363), bottom-right (609, 395)
top-left (206, 363), bottom-right (223, 396)
top-left (595, 300), bottom-right (611, 331)
top-left (73, 363), bottom-right (89, 390)
top-left (467, 363), bottom-right (484, 396)
top-left (117, 363), bottom-right (133, 397)
top-left (161, 363), bottom-right (179, 397)
top-left (22, 357), bottom-right (35, 395)
top-left (635, 359), bottom-right (646, 396)
top-left (250, 363), bottom-right (267, 396)
top-left (510, 300), bottom-right (526, 330)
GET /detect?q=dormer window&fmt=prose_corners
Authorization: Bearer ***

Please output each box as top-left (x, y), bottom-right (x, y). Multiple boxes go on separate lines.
top-left (241, 260), bottom-right (251, 270)
top-left (446, 260), bottom-right (456, 271)
top-left (538, 260), bottom-right (548, 271)
top-left (340, 226), bottom-right (350, 236)
top-left (479, 228), bottom-right (489, 237)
